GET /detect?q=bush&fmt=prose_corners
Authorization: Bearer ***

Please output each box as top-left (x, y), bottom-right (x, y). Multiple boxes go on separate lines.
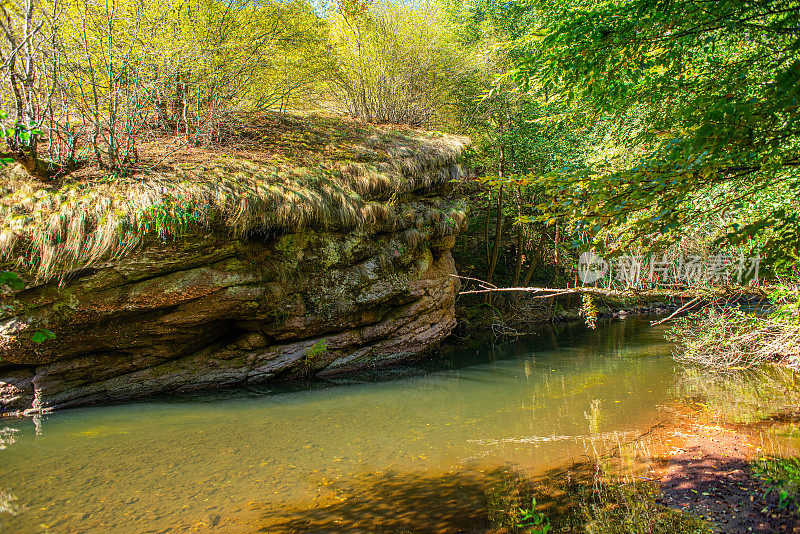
top-left (668, 287), bottom-right (800, 371)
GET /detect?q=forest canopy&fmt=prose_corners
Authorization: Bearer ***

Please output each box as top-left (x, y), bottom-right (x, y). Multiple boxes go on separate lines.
top-left (0, 0), bottom-right (798, 281)
top-left (510, 0), bottom-right (800, 267)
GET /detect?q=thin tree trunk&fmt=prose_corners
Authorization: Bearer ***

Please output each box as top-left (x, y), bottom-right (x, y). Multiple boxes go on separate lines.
top-left (487, 145), bottom-right (505, 285)
top-left (522, 232), bottom-right (547, 287)
top-left (551, 223), bottom-right (560, 286)
top-left (484, 190), bottom-right (491, 270)
top-left (511, 187), bottom-right (523, 287)
top-left (486, 142), bottom-right (505, 305)
top-left (486, 184), bottom-right (503, 284)
top-left (551, 224), bottom-right (561, 310)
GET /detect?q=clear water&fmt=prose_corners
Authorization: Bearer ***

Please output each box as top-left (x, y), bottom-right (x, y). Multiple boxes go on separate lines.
top-left (0, 319), bottom-right (678, 533)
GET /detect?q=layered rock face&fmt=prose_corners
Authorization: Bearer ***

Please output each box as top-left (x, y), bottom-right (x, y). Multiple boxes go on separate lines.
top-left (0, 115), bottom-right (468, 414)
top-left (0, 197), bottom-right (463, 413)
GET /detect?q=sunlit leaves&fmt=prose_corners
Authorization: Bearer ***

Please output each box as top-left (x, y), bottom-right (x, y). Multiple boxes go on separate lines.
top-left (510, 0), bottom-right (800, 262)
top-left (0, 271), bottom-right (25, 291)
top-left (31, 329), bottom-right (56, 344)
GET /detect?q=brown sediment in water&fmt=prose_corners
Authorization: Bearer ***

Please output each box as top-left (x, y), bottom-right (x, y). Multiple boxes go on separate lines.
top-left (255, 468), bottom-right (497, 533)
top-left (251, 399), bottom-right (800, 534)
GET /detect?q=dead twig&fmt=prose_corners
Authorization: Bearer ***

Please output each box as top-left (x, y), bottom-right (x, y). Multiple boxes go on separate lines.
top-left (650, 296), bottom-right (703, 326)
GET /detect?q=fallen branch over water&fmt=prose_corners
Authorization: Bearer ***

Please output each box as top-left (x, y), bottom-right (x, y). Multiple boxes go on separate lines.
top-left (450, 274), bottom-right (766, 301)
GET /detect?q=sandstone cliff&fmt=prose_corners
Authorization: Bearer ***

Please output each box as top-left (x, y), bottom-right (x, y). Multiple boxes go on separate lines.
top-left (0, 114), bottom-right (467, 414)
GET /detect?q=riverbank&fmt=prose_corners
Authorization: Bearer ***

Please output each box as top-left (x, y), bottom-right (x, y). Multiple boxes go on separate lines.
top-left (451, 289), bottom-right (769, 343)
top-left (513, 364), bottom-right (800, 534)
top-left (657, 401), bottom-right (800, 533)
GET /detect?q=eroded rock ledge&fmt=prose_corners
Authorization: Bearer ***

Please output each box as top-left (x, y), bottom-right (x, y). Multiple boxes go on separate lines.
top-left (0, 115), bottom-right (467, 414)
top-left (1, 198), bottom-right (463, 413)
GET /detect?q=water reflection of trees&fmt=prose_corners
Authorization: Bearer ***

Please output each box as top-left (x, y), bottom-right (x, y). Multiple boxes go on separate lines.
top-left (0, 426), bottom-right (22, 519)
top-left (676, 365), bottom-right (800, 424)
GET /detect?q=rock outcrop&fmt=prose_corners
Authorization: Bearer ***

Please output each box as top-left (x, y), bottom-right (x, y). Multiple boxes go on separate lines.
top-left (0, 115), bottom-right (467, 414)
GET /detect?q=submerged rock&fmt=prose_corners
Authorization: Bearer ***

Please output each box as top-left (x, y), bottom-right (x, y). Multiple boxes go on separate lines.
top-left (0, 115), bottom-right (468, 413)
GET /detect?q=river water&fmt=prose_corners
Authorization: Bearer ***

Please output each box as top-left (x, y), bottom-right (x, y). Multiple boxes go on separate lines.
top-left (0, 319), bottom-right (679, 533)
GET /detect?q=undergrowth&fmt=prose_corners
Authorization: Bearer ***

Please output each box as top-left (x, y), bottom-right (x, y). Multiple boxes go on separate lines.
top-left (754, 456), bottom-right (800, 514)
top-left (579, 481), bottom-right (710, 534)
top-left (484, 454), bottom-right (709, 534)
top-left (302, 340), bottom-right (329, 374)
top-left (668, 286), bottom-right (800, 371)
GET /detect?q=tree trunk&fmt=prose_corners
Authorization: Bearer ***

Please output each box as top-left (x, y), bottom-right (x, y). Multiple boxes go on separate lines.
top-left (511, 187), bottom-right (524, 287)
top-left (484, 190), bottom-right (491, 271)
top-left (174, 72), bottom-right (188, 136)
top-left (551, 224), bottom-right (560, 286)
top-left (1, 142), bottom-right (67, 180)
top-left (486, 185), bottom-right (503, 285)
top-left (486, 142), bottom-right (505, 305)
top-left (522, 232), bottom-right (547, 287)
top-left (550, 224), bottom-right (562, 312)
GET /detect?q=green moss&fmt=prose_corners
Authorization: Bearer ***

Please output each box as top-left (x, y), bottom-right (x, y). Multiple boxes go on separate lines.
top-left (275, 231), bottom-right (313, 259)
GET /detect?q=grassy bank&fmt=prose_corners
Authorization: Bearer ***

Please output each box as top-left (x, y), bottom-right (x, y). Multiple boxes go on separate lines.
top-left (473, 289), bottom-right (800, 533)
top-left (0, 112), bottom-right (468, 281)
top-left (483, 459), bottom-right (711, 534)
top-left (478, 381), bottom-right (800, 534)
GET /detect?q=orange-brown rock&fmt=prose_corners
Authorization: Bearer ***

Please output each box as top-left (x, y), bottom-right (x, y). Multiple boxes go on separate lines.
top-left (0, 197), bottom-right (464, 414)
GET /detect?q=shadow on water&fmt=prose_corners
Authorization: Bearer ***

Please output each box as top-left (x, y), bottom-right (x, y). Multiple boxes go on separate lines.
top-left (258, 468), bottom-right (499, 533)
top-left (256, 459), bottom-right (618, 534)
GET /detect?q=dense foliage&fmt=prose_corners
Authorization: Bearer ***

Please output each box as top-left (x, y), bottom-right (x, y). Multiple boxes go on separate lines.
top-left (0, 0), bottom-right (797, 283)
top-left (511, 0), bottom-right (800, 267)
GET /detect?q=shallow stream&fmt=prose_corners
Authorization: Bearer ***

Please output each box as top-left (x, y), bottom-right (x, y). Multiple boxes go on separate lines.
top-left (0, 319), bottom-right (679, 533)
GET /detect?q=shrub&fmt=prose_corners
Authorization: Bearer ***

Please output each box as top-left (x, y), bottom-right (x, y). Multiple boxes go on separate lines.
top-left (668, 287), bottom-right (800, 371)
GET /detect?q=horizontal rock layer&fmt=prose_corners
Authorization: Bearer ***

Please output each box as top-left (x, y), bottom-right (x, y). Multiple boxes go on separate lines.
top-left (0, 197), bottom-right (464, 414)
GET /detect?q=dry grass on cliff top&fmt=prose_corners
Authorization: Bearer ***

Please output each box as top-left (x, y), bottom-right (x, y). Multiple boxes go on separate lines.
top-left (0, 113), bottom-right (469, 281)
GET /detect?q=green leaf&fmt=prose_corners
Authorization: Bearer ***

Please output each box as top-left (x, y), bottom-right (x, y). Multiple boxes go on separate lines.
top-left (0, 271), bottom-right (25, 290)
top-left (31, 329), bottom-right (56, 344)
